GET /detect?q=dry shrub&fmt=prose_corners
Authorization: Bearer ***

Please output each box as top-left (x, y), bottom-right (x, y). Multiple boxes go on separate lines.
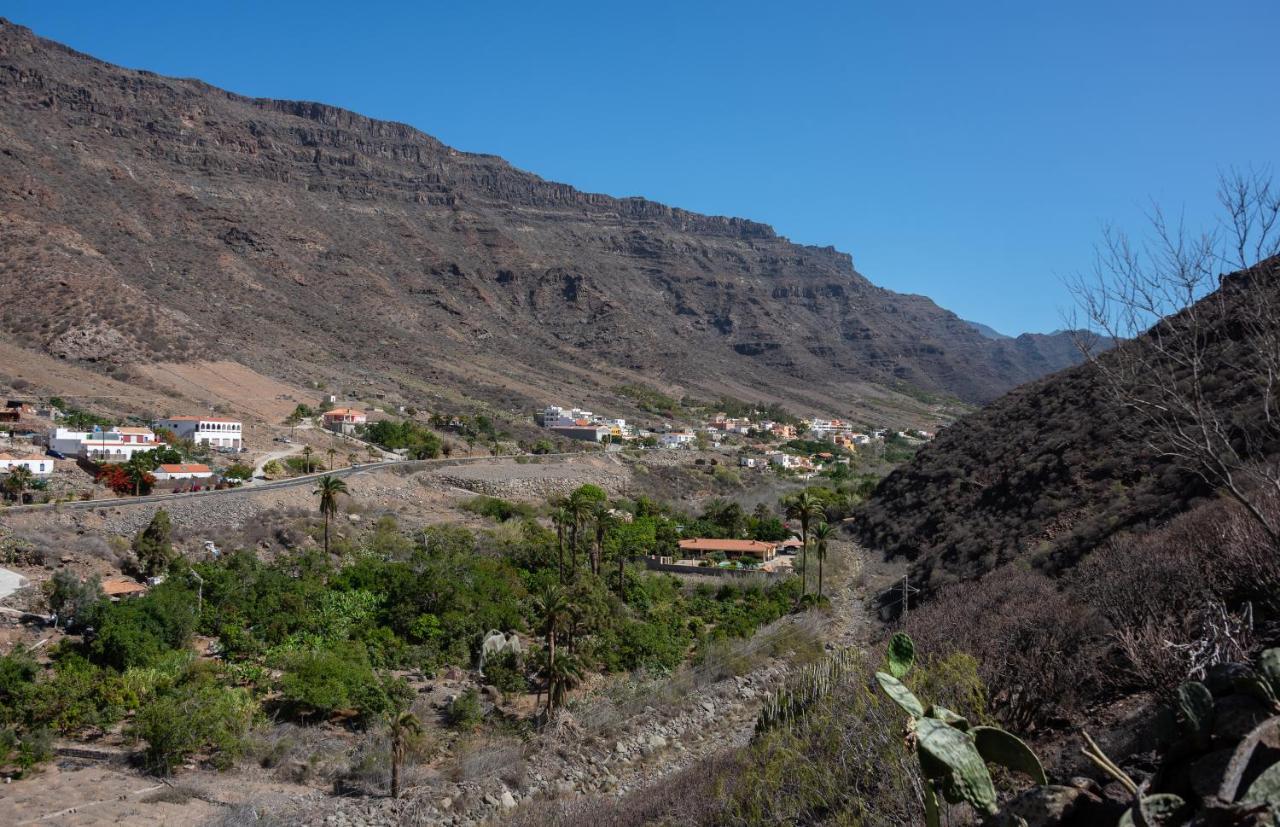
top-left (447, 734), bottom-right (526, 784)
top-left (1072, 494), bottom-right (1279, 699)
top-left (906, 566), bottom-right (1106, 732)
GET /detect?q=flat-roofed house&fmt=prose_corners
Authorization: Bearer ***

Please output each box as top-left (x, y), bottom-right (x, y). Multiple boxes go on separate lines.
top-left (156, 416), bottom-right (243, 450)
top-left (0, 453), bottom-right (54, 476)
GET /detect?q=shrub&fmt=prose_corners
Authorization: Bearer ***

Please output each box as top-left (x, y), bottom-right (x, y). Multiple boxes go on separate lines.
top-left (132, 510), bottom-right (175, 577)
top-left (131, 672), bottom-right (254, 774)
top-left (278, 642), bottom-right (395, 723)
top-left (482, 653), bottom-right (528, 695)
top-left (46, 570), bottom-right (102, 632)
top-left (461, 495), bottom-right (534, 523)
top-left (906, 566), bottom-right (1105, 731)
top-left (88, 580), bottom-right (199, 671)
top-left (445, 689), bottom-right (484, 730)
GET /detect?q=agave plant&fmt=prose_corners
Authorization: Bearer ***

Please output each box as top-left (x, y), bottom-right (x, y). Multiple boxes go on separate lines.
top-left (875, 632), bottom-right (1046, 825)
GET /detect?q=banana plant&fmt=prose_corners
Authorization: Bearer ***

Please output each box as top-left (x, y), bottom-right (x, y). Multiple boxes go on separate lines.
top-left (875, 632), bottom-right (1046, 826)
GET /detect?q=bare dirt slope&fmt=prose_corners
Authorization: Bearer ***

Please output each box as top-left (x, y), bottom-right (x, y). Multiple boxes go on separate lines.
top-left (0, 17), bottom-right (1083, 426)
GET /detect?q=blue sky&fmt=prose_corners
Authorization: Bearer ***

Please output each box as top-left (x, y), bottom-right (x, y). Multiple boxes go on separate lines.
top-left (8, 1), bottom-right (1278, 334)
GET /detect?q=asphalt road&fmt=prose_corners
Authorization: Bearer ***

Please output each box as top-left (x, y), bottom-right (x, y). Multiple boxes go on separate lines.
top-left (0, 451), bottom-right (586, 515)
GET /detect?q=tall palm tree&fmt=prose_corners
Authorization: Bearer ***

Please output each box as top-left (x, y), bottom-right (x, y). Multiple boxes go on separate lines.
top-left (785, 491), bottom-right (824, 596)
top-left (811, 522), bottom-right (836, 601)
top-left (565, 491), bottom-right (594, 578)
top-left (313, 474), bottom-right (348, 555)
top-left (347, 452), bottom-right (358, 468)
top-left (533, 586), bottom-right (573, 714)
top-left (4, 465), bottom-right (33, 503)
top-left (590, 502), bottom-right (614, 576)
top-left (389, 709), bottom-right (422, 799)
top-left (326, 447), bottom-right (336, 472)
top-left (551, 505), bottom-right (570, 583)
top-left (302, 445), bottom-right (315, 473)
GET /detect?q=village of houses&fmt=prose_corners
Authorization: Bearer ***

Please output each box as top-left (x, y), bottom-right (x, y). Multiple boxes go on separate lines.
top-left (0, 395), bottom-right (930, 576)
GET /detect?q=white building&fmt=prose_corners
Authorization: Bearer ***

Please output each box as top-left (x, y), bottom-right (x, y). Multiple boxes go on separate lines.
top-left (152, 463), bottom-right (214, 481)
top-left (0, 453), bottom-right (54, 476)
top-left (49, 426), bottom-right (159, 462)
top-left (658, 431), bottom-right (696, 448)
top-left (156, 416), bottom-right (243, 450)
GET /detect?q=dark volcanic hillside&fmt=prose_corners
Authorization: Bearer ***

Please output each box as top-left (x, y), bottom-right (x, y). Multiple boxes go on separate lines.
top-left (0, 19), bottom-right (1080, 418)
top-left (856, 256), bottom-right (1280, 596)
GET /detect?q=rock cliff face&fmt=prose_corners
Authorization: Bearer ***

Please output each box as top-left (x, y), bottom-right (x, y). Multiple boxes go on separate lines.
top-left (0, 18), bottom-right (1081, 416)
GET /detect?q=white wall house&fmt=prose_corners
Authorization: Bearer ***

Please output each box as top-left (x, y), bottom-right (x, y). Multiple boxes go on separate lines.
top-left (156, 417), bottom-right (243, 450)
top-left (49, 427), bottom-right (159, 462)
top-left (152, 463), bottom-right (214, 481)
top-left (658, 431), bottom-right (696, 448)
top-left (0, 453), bottom-right (54, 476)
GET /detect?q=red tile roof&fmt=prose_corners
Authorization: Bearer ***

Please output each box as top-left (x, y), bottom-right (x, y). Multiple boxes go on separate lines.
top-left (101, 577), bottom-right (148, 597)
top-left (678, 538), bottom-right (777, 556)
top-left (157, 463), bottom-right (211, 474)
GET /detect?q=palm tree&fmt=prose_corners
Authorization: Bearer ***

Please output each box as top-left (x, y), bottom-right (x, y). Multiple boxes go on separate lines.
top-left (533, 586), bottom-right (573, 714)
top-left (326, 447), bottom-right (336, 472)
top-left (545, 651), bottom-right (583, 713)
top-left (590, 502), bottom-right (614, 576)
top-left (301, 445), bottom-right (314, 473)
top-left (811, 522), bottom-right (836, 601)
top-left (347, 452), bottom-right (358, 468)
top-left (564, 490), bottom-right (596, 578)
top-left (313, 474), bottom-right (348, 555)
top-left (551, 505), bottom-right (570, 583)
top-left (4, 465), bottom-right (34, 503)
top-left (785, 492), bottom-right (824, 596)
top-left (389, 709), bottom-right (422, 799)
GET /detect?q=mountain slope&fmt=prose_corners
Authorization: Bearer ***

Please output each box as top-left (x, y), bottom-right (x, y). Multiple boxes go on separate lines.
top-left (0, 18), bottom-right (1081, 420)
top-left (855, 256), bottom-right (1280, 594)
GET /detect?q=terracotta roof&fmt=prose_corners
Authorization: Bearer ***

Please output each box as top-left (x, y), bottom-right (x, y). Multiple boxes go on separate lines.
top-left (115, 427), bottom-right (156, 435)
top-left (323, 407), bottom-right (366, 418)
top-left (678, 538), bottom-right (777, 555)
top-left (779, 537), bottom-right (804, 548)
top-left (101, 577), bottom-right (148, 597)
top-left (157, 464), bottom-right (211, 474)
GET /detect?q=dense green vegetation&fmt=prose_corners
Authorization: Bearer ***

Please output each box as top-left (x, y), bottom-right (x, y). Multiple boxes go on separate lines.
top-left (0, 486), bottom-right (803, 776)
top-left (358, 420), bottom-right (442, 459)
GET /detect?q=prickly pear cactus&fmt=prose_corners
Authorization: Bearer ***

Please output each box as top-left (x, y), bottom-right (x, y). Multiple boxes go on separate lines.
top-left (887, 631), bottom-right (915, 678)
top-left (971, 725), bottom-right (1047, 785)
top-left (875, 671), bottom-right (925, 718)
top-left (916, 717), bottom-right (999, 815)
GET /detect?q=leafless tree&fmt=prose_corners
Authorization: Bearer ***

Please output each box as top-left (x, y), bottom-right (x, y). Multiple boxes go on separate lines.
top-left (1068, 168), bottom-right (1280, 545)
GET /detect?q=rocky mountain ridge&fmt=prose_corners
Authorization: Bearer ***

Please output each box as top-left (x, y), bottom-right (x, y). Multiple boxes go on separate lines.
top-left (0, 18), bottom-right (1081, 419)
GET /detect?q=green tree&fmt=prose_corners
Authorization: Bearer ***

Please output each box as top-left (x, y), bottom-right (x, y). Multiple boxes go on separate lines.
top-left (327, 447), bottom-right (336, 472)
top-left (784, 492), bottom-right (824, 597)
top-left (301, 445), bottom-right (314, 473)
top-left (3, 466), bottom-right (33, 503)
top-left (314, 475), bottom-right (348, 555)
top-left (811, 522), bottom-right (836, 601)
top-left (47, 570), bottom-right (101, 631)
top-left (133, 510), bottom-right (175, 577)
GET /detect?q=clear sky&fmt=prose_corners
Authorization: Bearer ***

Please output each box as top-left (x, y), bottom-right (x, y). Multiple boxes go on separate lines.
top-left (7, 1), bottom-right (1278, 334)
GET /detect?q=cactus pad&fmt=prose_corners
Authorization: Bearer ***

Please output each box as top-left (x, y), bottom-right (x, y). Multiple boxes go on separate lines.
top-left (887, 631), bottom-right (915, 678)
top-left (915, 717), bottom-right (998, 815)
top-left (972, 725), bottom-right (1047, 785)
top-left (875, 671), bottom-right (924, 718)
